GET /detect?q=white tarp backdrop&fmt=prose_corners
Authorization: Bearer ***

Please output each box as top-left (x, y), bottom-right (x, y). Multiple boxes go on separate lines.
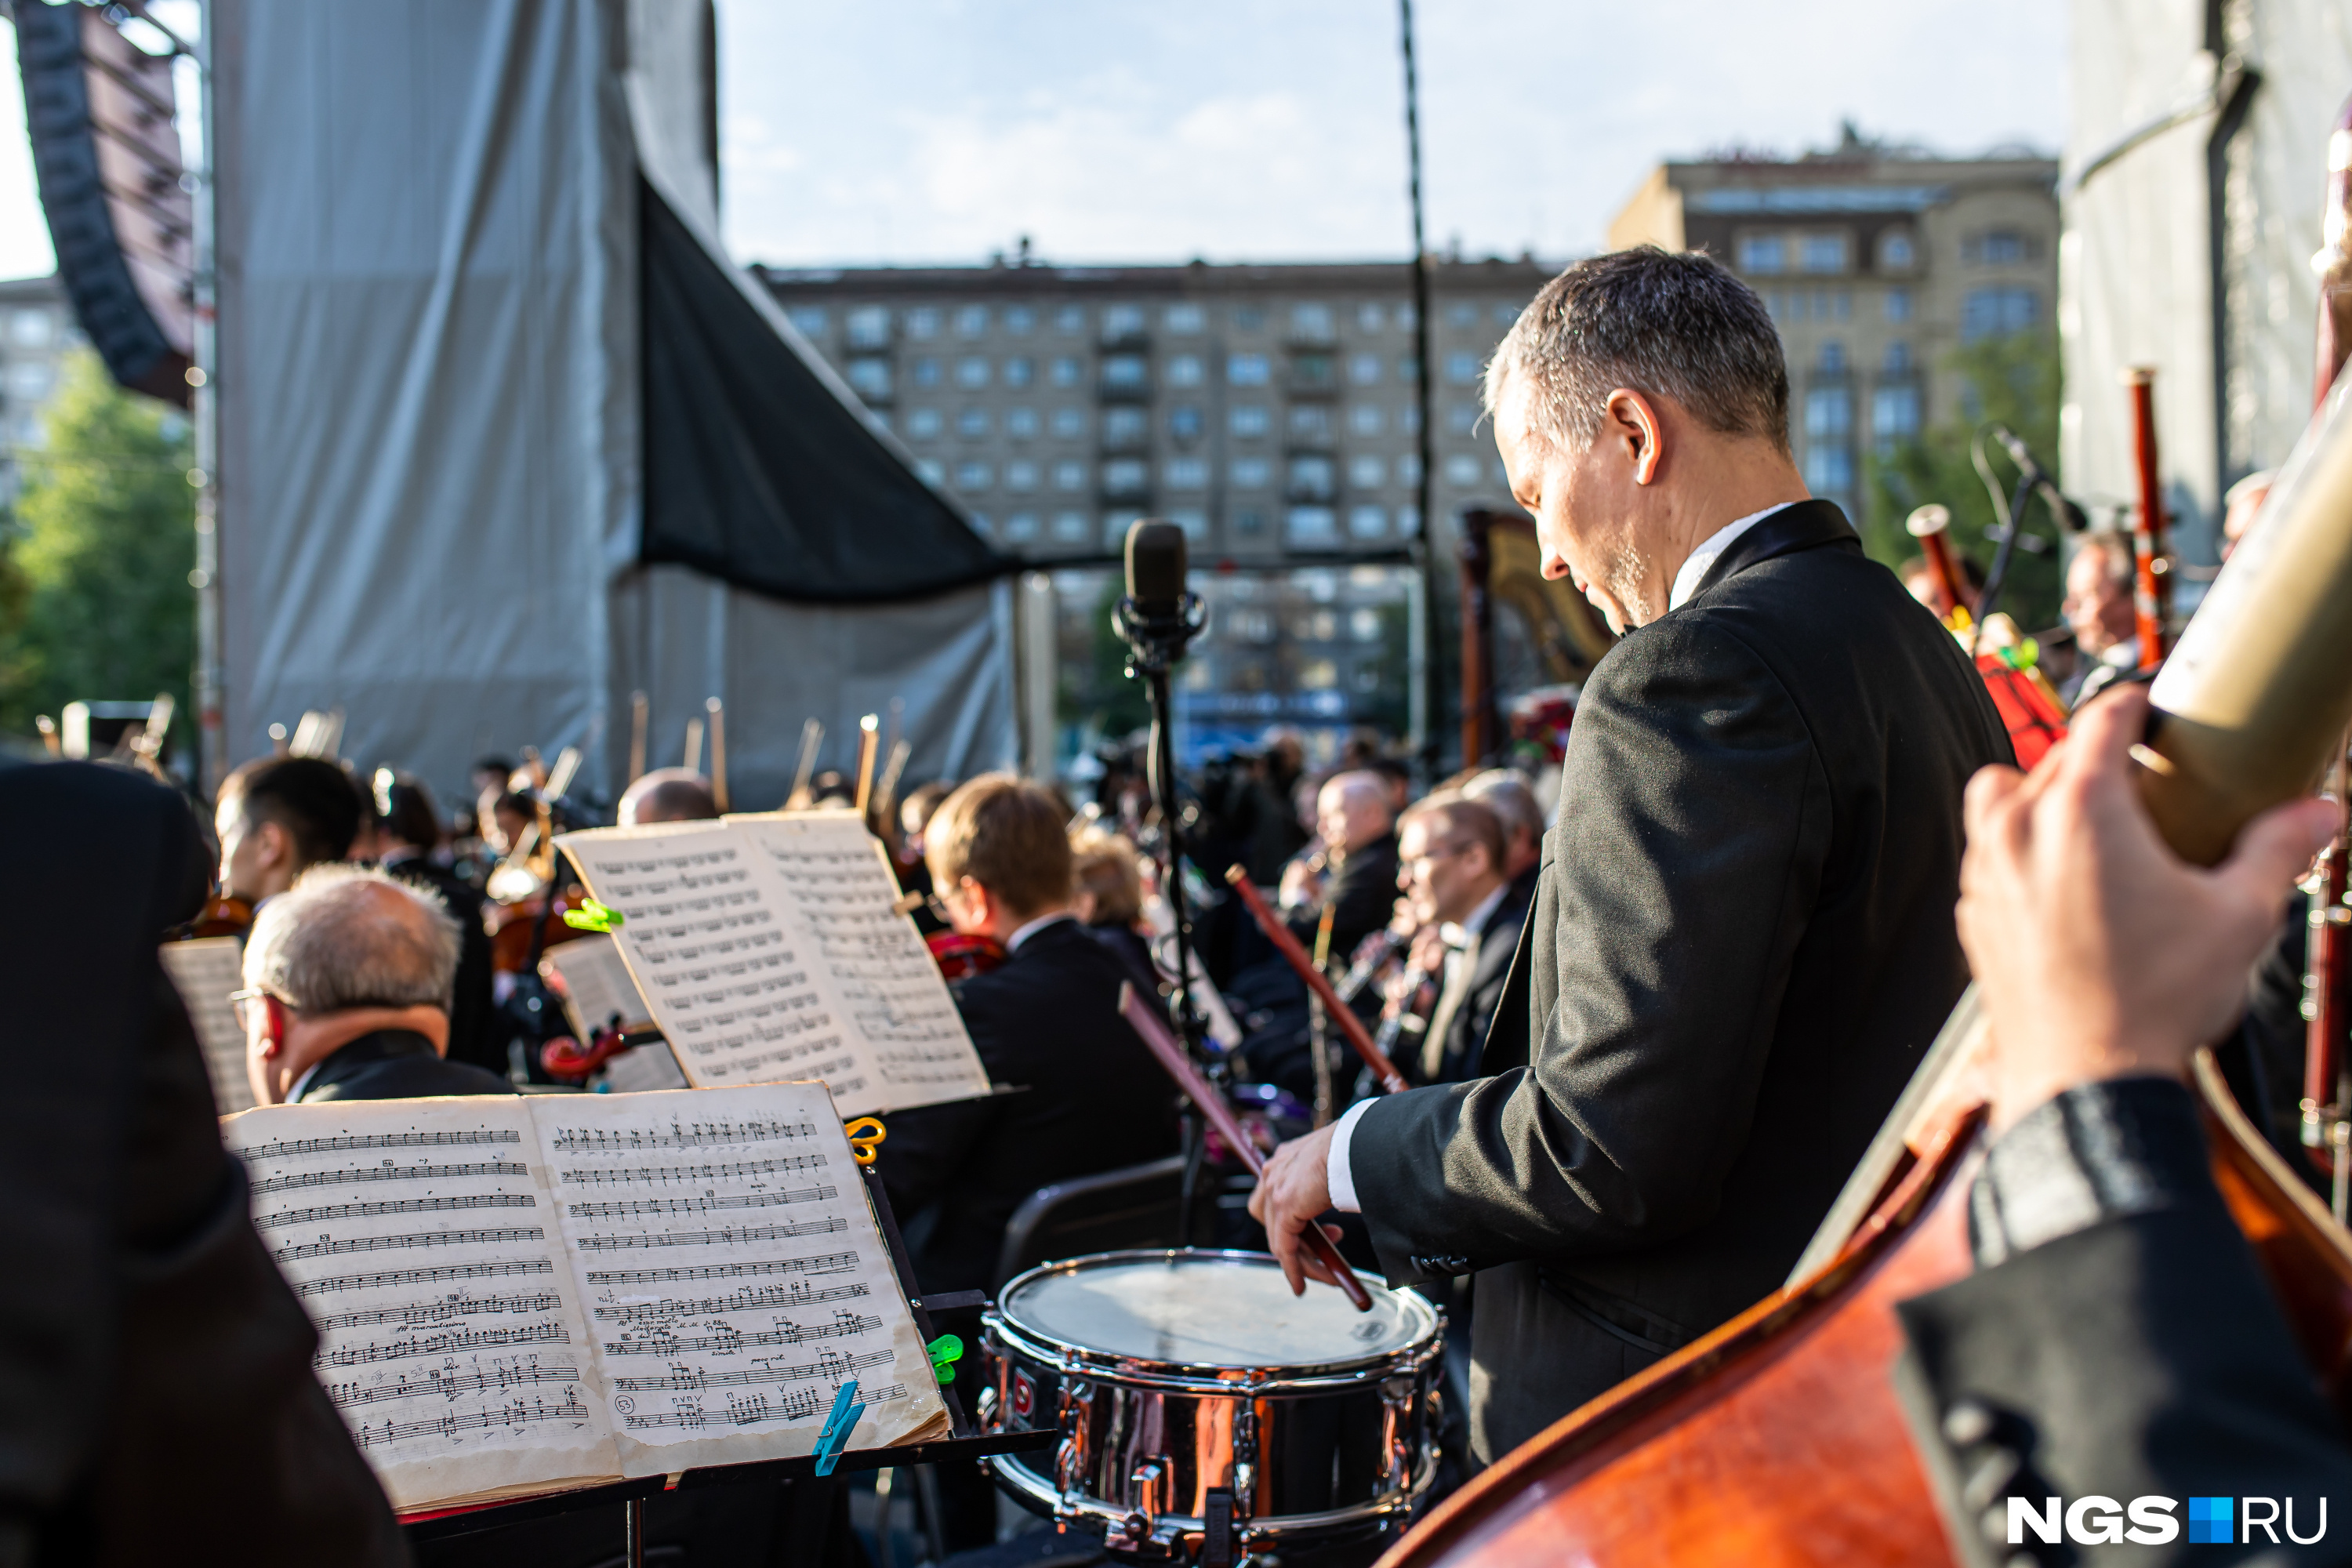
top-left (212, 0), bottom-right (1017, 809)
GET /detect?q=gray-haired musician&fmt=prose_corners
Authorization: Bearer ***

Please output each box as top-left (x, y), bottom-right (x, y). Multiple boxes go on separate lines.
top-left (1253, 245), bottom-right (2013, 1465)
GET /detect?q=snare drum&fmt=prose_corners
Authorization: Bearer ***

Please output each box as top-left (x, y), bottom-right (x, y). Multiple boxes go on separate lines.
top-left (978, 1249), bottom-right (1443, 1560)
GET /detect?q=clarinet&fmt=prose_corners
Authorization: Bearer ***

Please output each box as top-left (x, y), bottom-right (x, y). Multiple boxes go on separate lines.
top-left (1333, 927), bottom-right (1406, 1007)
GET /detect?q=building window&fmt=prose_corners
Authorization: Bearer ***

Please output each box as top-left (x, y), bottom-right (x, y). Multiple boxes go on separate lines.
top-left (1398, 453), bottom-right (1422, 485)
top-left (1397, 354), bottom-right (1420, 383)
top-left (1397, 503), bottom-right (1421, 536)
top-left (845, 306), bottom-right (890, 348)
top-left (1396, 302), bottom-right (1417, 332)
top-left (1871, 384), bottom-right (1922, 453)
top-left (1235, 509), bottom-right (1267, 536)
top-left (1164, 303), bottom-right (1205, 334)
top-left (1356, 302), bottom-right (1387, 332)
top-left (1051, 511), bottom-right (1089, 542)
top-left (957, 408), bottom-right (990, 438)
top-left (1054, 305), bottom-right (1086, 333)
top-left (955, 357), bottom-right (990, 390)
top-left (1230, 404), bottom-right (1269, 438)
top-left (1053, 460), bottom-right (1087, 492)
top-left (1291, 303), bottom-right (1335, 342)
top-left (1003, 356), bottom-right (1033, 388)
top-left (1005, 406), bottom-right (1039, 439)
top-left (1004, 306), bottom-right (1035, 335)
top-left (1400, 405), bottom-right (1421, 436)
top-left (869, 411), bottom-right (893, 434)
top-left (1165, 507), bottom-right (1208, 542)
top-left (1446, 302), bottom-right (1476, 328)
top-left (916, 459), bottom-right (945, 485)
top-left (1446, 402), bottom-right (1479, 435)
top-left (1443, 352), bottom-right (1479, 385)
top-left (1965, 229), bottom-right (2035, 266)
top-left (906, 407), bottom-right (943, 440)
top-left (1350, 404), bottom-right (1384, 437)
top-left (1169, 405), bottom-right (1203, 441)
top-left (964, 510), bottom-right (989, 536)
top-left (1102, 458), bottom-right (1149, 496)
top-left (1799, 233), bottom-right (1849, 274)
top-left (955, 305), bottom-right (989, 336)
top-left (1288, 404), bottom-right (1333, 441)
top-left (1004, 512), bottom-right (1040, 543)
top-left (846, 359), bottom-right (892, 401)
top-left (1102, 354), bottom-right (1149, 391)
top-left (1228, 352), bottom-right (1272, 386)
top-left (1050, 357), bottom-right (1081, 387)
top-left (1231, 457), bottom-right (1271, 488)
top-left (1443, 453), bottom-right (1483, 486)
top-left (1962, 287), bottom-right (2040, 341)
top-left (1348, 505), bottom-right (1388, 539)
top-left (1883, 341), bottom-right (1912, 374)
top-left (1291, 354), bottom-right (1338, 391)
top-left (1738, 234), bottom-right (1786, 274)
top-left (908, 307), bottom-right (941, 339)
top-left (1885, 288), bottom-right (1914, 324)
top-left (1102, 303), bottom-right (1146, 342)
top-left (954, 460), bottom-right (993, 491)
top-left (1166, 456), bottom-right (1208, 490)
top-left (1005, 459), bottom-right (1040, 492)
top-left (1287, 455), bottom-right (1336, 499)
top-left (1803, 444), bottom-right (1853, 494)
top-left (1805, 387), bottom-right (1853, 440)
top-left (1287, 508), bottom-right (1340, 548)
top-left (1351, 606), bottom-right (1385, 641)
top-left (1819, 342), bottom-right (1846, 373)
top-left (1103, 407), bottom-right (1148, 447)
top-left (1166, 354), bottom-right (1204, 388)
top-left (1348, 454), bottom-right (1386, 488)
top-left (1879, 230), bottom-right (1916, 270)
top-left (1832, 291), bottom-right (1851, 321)
top-left (1232, 305), bottom-right (1265, 332)
top-left (1349, 352), bottom-right (1381, 386)
top-left (787, 306), bottom-right (827, 338)
top-left (1051, 407), bottom-right (1087, 439)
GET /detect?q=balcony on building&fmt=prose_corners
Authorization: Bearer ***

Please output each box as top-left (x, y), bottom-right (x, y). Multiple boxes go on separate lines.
top-left (1099, 353), bottom-right (1152, 401)
top-left (1287, 351), bottom-right (1340, 399)
top-left (1099, 303), bottom-right (1151, 351)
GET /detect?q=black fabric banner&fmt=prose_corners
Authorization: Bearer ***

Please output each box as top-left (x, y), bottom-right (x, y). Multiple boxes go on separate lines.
top-left (639, 181), bottom-right (1014, 604)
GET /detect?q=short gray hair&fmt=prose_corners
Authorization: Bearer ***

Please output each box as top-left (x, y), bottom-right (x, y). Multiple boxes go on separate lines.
top-left (244, 864), bottom-right (460, 1014)
top-left (1462, 769), bottom-right (1547, 844)
top-left (1483, 246), bottom-right (1790, 456)
top-left (2072, 530), bottom-right (2136, 586)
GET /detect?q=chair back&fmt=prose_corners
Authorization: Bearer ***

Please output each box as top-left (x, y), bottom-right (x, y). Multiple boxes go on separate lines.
top-left (991, 1153), bottom-right (1190, 1290)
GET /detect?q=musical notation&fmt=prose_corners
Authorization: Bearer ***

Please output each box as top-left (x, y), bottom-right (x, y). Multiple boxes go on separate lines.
top-left (273, 1226), bottom-right (547, 1264)
top-left (239, 1129), bottom-right (524, 1160)
top-left (250, 1160), bottom-right (532, 1196)
top-left (314, 1289), bottom-right (567, 1333)
top-left (584, 1251), bottom-right (861, 1288)
top-left (620, 1387), bottom-right (825, 1431)
top-left (547, 1117), bottom-right (819, 1154)
top-left (571, 1217), bottom-right (847, 1252)
top-left (608, 1346), bottom-right (895, 1395)
top-left (318, 1320), bottom-right (574, 1367)
top-left (591, 1279), bottom-right (868, 1327)
top-left (254, 1192), bottom-right (537, 1230)
top-left (327, 1356), bottom-right (583, 1410)
top-left (295, 1258), bottom-right (557, 1299)
top-left (566, 1185), bottom-right (833, 1222)
top-left (555, 1153), bottom-right (827, 1188)
top-left (604, 1310), bottom-right (884, 1357)
top-left (354, 1391), bottom-right (593, 1450)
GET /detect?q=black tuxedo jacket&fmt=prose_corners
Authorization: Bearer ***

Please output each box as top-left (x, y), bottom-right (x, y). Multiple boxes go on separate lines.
top-left (0, 760), bottom-right (405, 1566)
top-left (877, 918), bottom-right (1181, 1294)
top-left (1289, 833), bottom-right (1402, 974)
top-left (296, 1029), bottom-right (517, 1103)
top-left (381, 857), bottom-right (501, 1077)
top-left (1348, 500), bottom-right (2011, 1461)
top-left (1418, 878), bottom-right (1531, 1086)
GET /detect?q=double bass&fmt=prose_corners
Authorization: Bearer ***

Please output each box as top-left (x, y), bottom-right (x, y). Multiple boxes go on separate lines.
top-left (1376, 372), bottom-right (2352, 1568)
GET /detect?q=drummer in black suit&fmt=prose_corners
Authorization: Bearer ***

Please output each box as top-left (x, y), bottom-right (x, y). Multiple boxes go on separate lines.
top-left (875, 774), bottom-right (1181, 1297)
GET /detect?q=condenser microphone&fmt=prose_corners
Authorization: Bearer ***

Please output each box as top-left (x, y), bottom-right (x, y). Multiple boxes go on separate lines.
top-left (1113, 518), bottom-right (1205, 674)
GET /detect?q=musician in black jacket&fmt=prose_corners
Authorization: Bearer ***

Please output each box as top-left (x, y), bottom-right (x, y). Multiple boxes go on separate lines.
top-left (1254, 246), bottom-right (2012, 1464)
top-left (1899, 689), bottom-right (2352, 1567)
top-left (1279, 771), bottom-right (1402, 972)
top-left (360, 769), bottom-right (502, 1077)
top-left (1396, 794), bottom-right (1528, 1087)
top-left (0, 758), bottom-right (405, 1565)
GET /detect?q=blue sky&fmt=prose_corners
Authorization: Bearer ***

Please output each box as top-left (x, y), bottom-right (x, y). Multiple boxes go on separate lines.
top-left (2, 0), bottom-right (2068, 280)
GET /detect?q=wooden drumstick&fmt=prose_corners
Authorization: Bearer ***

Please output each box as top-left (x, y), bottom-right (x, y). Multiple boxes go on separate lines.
top-left (1116, 982), bottom-right (1374, 1312)
top-left (1223, 866), bottom-right (1411, 1094)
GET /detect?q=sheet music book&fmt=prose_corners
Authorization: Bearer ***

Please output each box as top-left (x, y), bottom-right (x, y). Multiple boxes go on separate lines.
top-left (541, 934), bottom-right (655, 1040)
top-left (158, 936), bottom-right (257, 1114)
top-left (554, 815), bottom-right (990, 1117)
top-left (223, 1082), bottom-right (949, 1513)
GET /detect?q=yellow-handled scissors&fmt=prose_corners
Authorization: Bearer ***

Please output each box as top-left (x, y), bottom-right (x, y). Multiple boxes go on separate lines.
top-left (844, 1116), bottom-right (887, 1165)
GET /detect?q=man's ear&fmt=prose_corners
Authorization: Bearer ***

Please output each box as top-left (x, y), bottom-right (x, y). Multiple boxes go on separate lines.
top-left (253, 818), bottom-right (292, 869)
top-left (1603, 389), bottom-right (1667, 485)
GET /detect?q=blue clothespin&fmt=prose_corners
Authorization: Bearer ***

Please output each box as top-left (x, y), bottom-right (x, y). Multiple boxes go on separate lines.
top-left (813, 1380), bottom-right (865, 1476)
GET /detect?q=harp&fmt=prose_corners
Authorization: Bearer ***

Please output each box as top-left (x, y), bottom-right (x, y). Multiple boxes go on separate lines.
top-left (1459, 508), bottom-right (1617, 765)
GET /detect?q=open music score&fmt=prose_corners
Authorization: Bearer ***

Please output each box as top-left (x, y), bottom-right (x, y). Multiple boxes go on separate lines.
top-left (224, 1083), bottom-right (948, 1513)
top-left (158, 935), bottom-right (257, 1113)
top-left (554, 813), bottom-right (990, 1117)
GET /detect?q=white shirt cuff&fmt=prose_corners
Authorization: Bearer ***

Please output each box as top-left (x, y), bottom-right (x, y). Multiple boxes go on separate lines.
top-left (1326, 1099), bottom-right (1374, 1214)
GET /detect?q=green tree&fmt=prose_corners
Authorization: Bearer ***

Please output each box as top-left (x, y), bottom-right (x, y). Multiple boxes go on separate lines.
top-left (1864, 328), bottom-right (2066, 632)
top-left (0, 350), bottom-right (195, 739)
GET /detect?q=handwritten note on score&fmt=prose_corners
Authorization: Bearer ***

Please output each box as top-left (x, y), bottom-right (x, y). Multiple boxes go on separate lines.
top-left (555, 817), bottom-right (989, 1116)
top-left (158, 935), bottom-right (256, 1114)
top-left (224, 1083), bottom-right (946, 1513)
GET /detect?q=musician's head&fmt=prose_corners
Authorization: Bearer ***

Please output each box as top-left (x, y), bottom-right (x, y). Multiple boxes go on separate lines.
top-left (1397, 795), bottom-right (1507, 927)
top-left (215, 756), bottom-right (365, 903)
top-left (1485, 246), bottom-right (1800, 633)
top-left (1461, 769), bottom-right (1546, 880)
top-left (617, 768), bottom-right (719, 827)
top-left (926, 773), bottom-right (1074, 943)
top-left (2063, 532), bottom-right (2138, 658)
top-left (240, 864), bottom-right (461, 1105)
top-left (1316, 771), bottom-right (1394, 857)
top-left (1069, 828), bottom-right (1145, 929)
top-left (357, 767), bottom-right (444, 862)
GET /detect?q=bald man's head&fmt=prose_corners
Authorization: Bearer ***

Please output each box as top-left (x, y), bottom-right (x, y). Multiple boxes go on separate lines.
top-left (1316, 770), bottom-right (1395, 857)
top-left (243, 865), bottom-right (460, 1015)
top-left (618, 768), bottom-right (719, 827)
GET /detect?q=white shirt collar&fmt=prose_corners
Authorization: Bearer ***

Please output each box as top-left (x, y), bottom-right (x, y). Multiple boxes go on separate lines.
top-left (1668, 501), bottom-right (1798, 612)
top-left (1006, 910), bottom-right (1075, 953)
top-left (1439, 883), bottom-right (1512, 950)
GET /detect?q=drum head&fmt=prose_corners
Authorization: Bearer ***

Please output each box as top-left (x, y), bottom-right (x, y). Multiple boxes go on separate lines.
top-left (1000, 1250), bottom-right (1433, 1372)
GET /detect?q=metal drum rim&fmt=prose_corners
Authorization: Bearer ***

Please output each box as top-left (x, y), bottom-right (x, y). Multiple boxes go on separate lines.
top-left (991, 1247), bottom-right (1439, 1381)
top-left (983, 1445), bottom-right (1441, 1548)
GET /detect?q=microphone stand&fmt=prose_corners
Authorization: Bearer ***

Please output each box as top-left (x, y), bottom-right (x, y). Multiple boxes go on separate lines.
top-left (1112, 587), bottom-right (1210, 1242)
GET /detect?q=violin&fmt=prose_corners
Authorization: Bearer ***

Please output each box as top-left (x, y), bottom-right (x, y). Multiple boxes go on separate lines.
top-left (170, 891), bottom-right (253, 942)
top-left (488, 883), bottom-right (590, 975)
top-left (926, 930), bottom-right (1005, 982)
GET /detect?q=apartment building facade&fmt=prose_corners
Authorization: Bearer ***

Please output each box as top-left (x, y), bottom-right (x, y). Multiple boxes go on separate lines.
top-left (0, 274), bottom-right (78, 510)
top-left (1610, 132), bottom-right (2060, 527)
